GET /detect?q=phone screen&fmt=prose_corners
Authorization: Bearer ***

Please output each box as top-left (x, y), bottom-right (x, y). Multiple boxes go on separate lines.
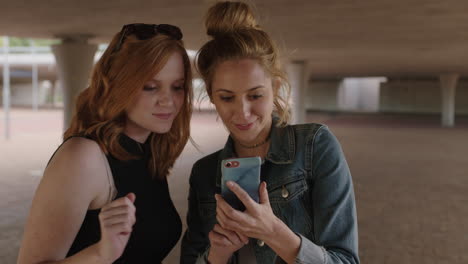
top-left (221, 156), bottom-right (261, 211)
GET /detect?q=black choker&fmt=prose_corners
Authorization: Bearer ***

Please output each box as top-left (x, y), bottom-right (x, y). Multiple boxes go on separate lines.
top-left (236, 134), bottom-right (270, 149)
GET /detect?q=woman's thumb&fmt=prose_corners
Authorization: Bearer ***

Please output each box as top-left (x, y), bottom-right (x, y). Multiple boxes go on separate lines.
top-left (126, 192), bottom-right (136, 203)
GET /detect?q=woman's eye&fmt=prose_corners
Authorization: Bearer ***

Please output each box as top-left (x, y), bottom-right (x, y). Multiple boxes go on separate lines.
top-left (249, 94), bottom-right (263, 100)
top-left (220, 96), bottom-right (234, 102)
top-left (143, 85), bottom-right (158, 91)
top-left (173, 85), bottom-right (184, 91)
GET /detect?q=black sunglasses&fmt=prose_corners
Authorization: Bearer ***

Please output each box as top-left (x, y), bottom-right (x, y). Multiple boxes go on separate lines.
top-left (113, 23), bottom-right (183, 53)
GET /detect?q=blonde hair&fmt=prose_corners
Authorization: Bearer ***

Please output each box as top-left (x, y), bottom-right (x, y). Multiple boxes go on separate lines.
top-left (64, 29), bottom-right (193, 179)
top-left (197, 1), bottom-right (291, 126)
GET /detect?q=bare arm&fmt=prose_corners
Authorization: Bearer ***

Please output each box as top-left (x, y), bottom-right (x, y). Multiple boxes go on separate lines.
top-left (17, 138), bottom-right (117, 264)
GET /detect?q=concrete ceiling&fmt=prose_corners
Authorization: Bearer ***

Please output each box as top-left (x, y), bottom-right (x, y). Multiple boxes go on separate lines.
top-left (1, 0), bottom-right (468, 77)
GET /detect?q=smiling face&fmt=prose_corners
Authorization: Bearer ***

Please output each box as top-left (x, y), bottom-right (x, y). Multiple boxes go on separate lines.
top-left (125, 51), bottom-right (185, 142)
top-left (211, 59), bottom-right (276, 146)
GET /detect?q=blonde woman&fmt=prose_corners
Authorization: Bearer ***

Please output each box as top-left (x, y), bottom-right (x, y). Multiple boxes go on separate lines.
top-left (181, 2), bottom-right (359, 264)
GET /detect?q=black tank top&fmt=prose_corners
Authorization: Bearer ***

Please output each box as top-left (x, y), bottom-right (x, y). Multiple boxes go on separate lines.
top-left (65, 134), bottom-right (182, 263)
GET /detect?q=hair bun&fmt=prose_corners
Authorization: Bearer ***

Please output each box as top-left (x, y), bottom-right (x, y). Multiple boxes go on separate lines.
top-left (205, 1), bottom-right (260, 38)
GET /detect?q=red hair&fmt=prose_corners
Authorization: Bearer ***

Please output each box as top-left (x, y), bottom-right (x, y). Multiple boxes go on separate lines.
top-left (64, 31), bottom-right (193, 179)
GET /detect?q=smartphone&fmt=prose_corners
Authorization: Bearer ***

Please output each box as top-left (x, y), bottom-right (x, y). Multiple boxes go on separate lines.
top-left (221, 156), bottom-right (261, 211)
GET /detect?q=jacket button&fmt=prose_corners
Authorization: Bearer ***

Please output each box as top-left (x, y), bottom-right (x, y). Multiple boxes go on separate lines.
top-left (257, 239), bottom-right (265, 247)
top-left (281, 185), bottom-right (289, 198)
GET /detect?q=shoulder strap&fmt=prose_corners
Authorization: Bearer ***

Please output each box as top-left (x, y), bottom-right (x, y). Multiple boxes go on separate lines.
top-left (98, 146), bottom-right (117, 204)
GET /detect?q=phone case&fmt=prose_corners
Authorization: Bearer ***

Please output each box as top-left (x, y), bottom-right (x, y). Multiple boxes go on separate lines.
top-left (221, 156), bottom-right (261, 211)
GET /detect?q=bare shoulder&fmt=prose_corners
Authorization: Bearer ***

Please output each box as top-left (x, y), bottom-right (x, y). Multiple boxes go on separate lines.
top-left (48, 137), bottom-right (105, 175)
top-left (44, 137), bottom-right (109, 202)
top-left (52, 137), bottom-right (104, 164)
top-left (17, 137), bottom-right (110, 262)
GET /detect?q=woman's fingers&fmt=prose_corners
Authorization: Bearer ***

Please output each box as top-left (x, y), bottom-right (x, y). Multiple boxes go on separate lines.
top-left (94, 193), bottom-right (137, 263)
top-left (100, 213), bottom-right (134, 226)
top-left (236, 231), bottom-right (249, 244)
top-left (216, 201), bottom-right (228, 226)
top-left (213, 224), bottom-right (244, 245)
top-left (99, 193), bottom-right (137, 233)
top-left (99, 205), bottom-right (135, 220)
top-left (125, 192), bottom-right (136, 203)
top-left (101, 196), bottom-right (136, 212)
top-left (215, 194), bottom-right (252, 235)
top-left (215, 194), bottom-right (246, 222)
top-left (215, 182), bottom-right (279, 241)
top-left (259, 181), bottom-right (270, 205)
top-left (216, 207), bottom-right (243, 232)
top-left (209, 230), bottom-right (233, 247)
top-left (226, 181), bottom-right (256, 210)
top-left (105, 222), bottom-right (133, 234)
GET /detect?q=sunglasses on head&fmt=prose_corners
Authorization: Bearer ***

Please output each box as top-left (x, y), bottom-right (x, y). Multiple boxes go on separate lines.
top-left (113, 23), bottom-right (183, 53)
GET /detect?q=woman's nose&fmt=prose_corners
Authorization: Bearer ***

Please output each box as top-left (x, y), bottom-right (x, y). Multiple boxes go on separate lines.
top-left (157, 88), bottom-right (174, 107)
top-left (234, 98), bottom-right (251, 119)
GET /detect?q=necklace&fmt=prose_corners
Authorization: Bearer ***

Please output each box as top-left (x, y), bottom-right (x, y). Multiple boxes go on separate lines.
top-left (236, 134), bottom-right (270, 149)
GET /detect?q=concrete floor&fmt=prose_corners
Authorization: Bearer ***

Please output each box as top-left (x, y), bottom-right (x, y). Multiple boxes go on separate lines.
top-left (1, 109), bottom-right (467, 264)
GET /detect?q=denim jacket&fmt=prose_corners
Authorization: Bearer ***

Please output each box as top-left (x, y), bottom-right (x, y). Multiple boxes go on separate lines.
top-left (180, 121), bottom-right (359, 264)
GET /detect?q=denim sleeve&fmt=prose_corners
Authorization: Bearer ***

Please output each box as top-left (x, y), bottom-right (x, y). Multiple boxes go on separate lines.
top-left (180, 168), bottom-right (210, 264)
top-left (295, 126), bottom-right (360, 264)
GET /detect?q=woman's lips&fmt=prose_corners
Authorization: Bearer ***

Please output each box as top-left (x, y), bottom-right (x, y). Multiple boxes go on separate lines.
top-left (153, 113), bottom-right (172, 120)
top-left (235, 123), bottom-right (253, 131)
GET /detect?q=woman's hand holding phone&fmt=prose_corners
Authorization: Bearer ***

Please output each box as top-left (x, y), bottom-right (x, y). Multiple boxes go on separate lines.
top-left (94, 193), bottom-right (137, 263)
top-left (208, 157), bottom-right (283, 262)
top-left (215, 181), bottom-right (281, 246)
top-left (207, 223), bottom-right (248, 263)
top-left (215, 182), bottom-right (302, 264)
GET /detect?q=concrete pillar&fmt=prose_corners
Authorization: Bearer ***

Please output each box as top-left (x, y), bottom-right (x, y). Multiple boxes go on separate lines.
top-left (287, 60), bottom-right (308, 124)
top-left (52, 35), bottom-right (97, 131)
top-left (439, 73), bottom-right (459, 127)
top-left (49, 79), bottom-right (57, 107)
top-left (2, 36), bottom-right (11, 140)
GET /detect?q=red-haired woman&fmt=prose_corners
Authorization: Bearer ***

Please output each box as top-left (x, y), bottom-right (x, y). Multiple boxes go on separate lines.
top-left (18, 23), bottom-right (193, 264)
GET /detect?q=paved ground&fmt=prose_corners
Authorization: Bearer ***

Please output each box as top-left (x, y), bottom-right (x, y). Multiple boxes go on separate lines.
top-left (1, 109), bottom-right (467, 264)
